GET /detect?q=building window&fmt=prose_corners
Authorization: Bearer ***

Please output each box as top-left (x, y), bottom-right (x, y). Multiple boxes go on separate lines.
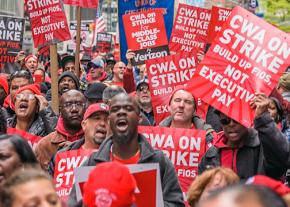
top-left (70, 7), bottom-right (96, 21)
top-left (0, 0), bottom-right (19, 16)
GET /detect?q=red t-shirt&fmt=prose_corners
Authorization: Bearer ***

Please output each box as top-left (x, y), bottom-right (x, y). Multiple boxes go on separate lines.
top-left (111, 150), bottom-right (140, 165)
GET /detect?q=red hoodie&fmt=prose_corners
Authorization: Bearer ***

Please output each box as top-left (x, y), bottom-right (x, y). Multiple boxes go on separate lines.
top-left (55, 117), bottom-right (84, 142)
top-left (213, 131), bottom-right (240, 173)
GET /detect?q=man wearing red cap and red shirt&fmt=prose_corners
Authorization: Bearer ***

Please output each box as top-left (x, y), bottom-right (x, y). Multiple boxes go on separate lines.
top-left (6, 84), bottom-right (57, 137)
top-left (49, 103), bottom-right (110, 175)
top-left (68, 93), bottom-right (185, 207)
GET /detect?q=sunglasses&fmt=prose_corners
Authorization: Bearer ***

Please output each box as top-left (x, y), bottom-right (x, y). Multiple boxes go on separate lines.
top-left (138, 85), bottom-right (149, 92)
top-left (220, 117), bottom-right (238, 125)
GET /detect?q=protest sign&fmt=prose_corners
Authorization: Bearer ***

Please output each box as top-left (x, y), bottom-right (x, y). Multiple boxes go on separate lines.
top-left (67, 22), bottom-right (91, 52)
top-left (123, 9), bottom-right (168, 51)
top-left (63, 0), bottom-right (98, 8)
top-left (74, 164), bottom-right (164, 207)
top-left (118, 0), bottom-right (174, 63)
top-left (0, 16), bottom-right (24, 69)
top-left (169, 4), bottom-right (211, 55)
top-left (38, 45), bottom-right (50, 62)
top-left (6, 128), bottom-right (41, 151)
top-left (123, 9), bottom-right (169, 66)
top-left (132, 45), bottom-right (170, 66)
top-left (54, 149), bottom-right (93, 200)
top-left (96, 32), bottom-right (113, 53)
top-left (207, 6), bottom-right (231, 44)
top-left (146, 53), bottom-right (198, 124)
top-left (187, 6), bottom-right (290, 127)
top-left (139, 126), bottom-right (206, 203)
top-left (26, 0), bottom-right (71, 48)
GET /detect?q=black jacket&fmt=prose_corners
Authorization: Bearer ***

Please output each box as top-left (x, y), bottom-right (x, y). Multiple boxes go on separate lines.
top-left (68, 134), bottom-right (185, 207)
top-left (7, 106), bottom-right (58, 137)
top-left (198, 112), bottom-right (288, 180)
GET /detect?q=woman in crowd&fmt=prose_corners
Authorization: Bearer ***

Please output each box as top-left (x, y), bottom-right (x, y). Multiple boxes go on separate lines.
top-left (0, 167), bottom-right (62, 207)
top-left (0, 134), bottom-right (38, 185)
top-left (187, 167), bottom-right (239, 207)
top-left (7, 84), bottom-right (57, 137)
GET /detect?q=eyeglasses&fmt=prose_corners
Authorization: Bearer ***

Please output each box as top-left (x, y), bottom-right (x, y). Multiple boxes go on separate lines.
top-left (61, 101), bottom-right (86, 109)
top-left (220, 117), bottom-right (238, 125)
top-left (116, 66), bottom-right (126, 69)
top-left (138, 85), bottom-right (149, 92)
top-left (15, 93), bottom-right (35, 100)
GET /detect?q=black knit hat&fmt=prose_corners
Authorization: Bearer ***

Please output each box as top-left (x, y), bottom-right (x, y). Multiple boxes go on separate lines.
top-left (58, 71), bottom-right (80, 90)
top-left (84, 82), bottom-right (107, 100)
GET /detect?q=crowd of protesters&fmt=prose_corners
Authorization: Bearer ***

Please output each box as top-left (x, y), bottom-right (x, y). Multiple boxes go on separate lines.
top-left (0, 44), bottom-right (289, 207)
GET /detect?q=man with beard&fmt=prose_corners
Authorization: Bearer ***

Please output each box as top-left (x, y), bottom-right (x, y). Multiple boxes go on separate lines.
top-left (48, 103), bottom-right (109, 175)
top-left (135, 79), bottom-right (155, 125)
top-left (68, 93), bottom-right (185, 207)
top-left (104, 59), bottom-right (136, 93)
top-left (112, 61), bottom-right (126, 84)
top-left (35, 90), bottom-right (86, 170)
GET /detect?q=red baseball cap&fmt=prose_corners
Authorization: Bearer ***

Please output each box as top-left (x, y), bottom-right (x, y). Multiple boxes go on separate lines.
top-left (83, 103), bottom-right (109, 120)
top-left (83, 162), bottom-right (137, 207)
top-left (14, 84), bottom-right (42, 101)
top-left (246, 175), bottom-right (290, 196)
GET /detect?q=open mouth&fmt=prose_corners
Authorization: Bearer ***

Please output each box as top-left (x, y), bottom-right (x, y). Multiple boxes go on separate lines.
top-left (62, 87), bottom-right (69, 92)
top-left (95, 129), bottom-right (107, 138)
top-left (70, 115), bottom-right (80, 120)
top-left (116, 119), bottom-right (128, 132)
top-left (19, 102), bottom-right (29, 110)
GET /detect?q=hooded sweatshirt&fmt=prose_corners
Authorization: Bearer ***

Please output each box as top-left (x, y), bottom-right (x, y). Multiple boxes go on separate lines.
top-left (55, 117), bottom-right (84, 142)
top-left (213, 132), bottom-right (240, 173)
